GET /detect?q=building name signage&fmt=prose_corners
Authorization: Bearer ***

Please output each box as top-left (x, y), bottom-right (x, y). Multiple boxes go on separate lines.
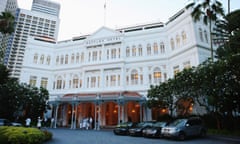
top-left (85, 36), bottom-right (122, 46)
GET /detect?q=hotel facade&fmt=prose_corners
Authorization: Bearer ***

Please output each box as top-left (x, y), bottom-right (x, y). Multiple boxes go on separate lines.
top-left (19, 8), bottom-right (215, 129)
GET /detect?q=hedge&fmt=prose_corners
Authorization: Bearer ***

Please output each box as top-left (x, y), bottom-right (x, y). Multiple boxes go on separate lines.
top-left (0, 126), bottom-right (52, 144)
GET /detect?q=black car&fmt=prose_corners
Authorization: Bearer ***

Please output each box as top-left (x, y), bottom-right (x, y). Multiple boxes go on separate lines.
top-left (113, 122), bottom-right (137, 135)
top-left (143, 121), bottom-right (167, 138)
top-left (128, 121), bottom-right (156, 136)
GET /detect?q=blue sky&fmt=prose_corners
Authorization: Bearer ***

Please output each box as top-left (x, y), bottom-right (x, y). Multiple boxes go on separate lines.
top-left (18, 0), bottom-right (240, 41)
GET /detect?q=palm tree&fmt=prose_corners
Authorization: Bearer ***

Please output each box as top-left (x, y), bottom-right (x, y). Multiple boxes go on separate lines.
top-left (186, 0), bottom-right (225, 61)
top-left (0, 11), bottom-right (15, 64)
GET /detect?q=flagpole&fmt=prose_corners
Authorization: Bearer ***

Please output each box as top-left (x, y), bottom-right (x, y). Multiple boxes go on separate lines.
top-left (104, 0), bottom-right (106, 26)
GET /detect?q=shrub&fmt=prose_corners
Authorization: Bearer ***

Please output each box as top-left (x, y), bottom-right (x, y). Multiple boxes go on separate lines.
top-left (0, 126), bottom-right (52, 144)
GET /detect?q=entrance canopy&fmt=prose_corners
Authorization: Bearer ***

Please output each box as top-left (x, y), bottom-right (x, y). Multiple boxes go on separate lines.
top-left (49, 91), bottom-right (146, 105)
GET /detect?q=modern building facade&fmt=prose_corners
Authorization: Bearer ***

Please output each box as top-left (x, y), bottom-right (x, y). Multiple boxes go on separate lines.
top-left (19, 8), bottom-right (216, 128)
top-left (0, 0), bottom-right (18, 64)
top-left (4, 0), bottom-right (60, 79)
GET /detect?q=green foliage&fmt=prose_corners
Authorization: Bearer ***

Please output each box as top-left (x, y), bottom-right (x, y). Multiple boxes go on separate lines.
top-left (0, 126), bottom-right (52, 144)
top-left (0, 64), bottom-right (50, 121)
top-left (0, 11), bottom-right (15, 34)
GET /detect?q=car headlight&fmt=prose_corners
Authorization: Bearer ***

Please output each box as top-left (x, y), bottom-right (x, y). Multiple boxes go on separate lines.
top-left (136, 129), bottom-right (141, 132)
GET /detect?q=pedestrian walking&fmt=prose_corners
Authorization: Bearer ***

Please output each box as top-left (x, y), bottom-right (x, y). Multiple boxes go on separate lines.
top-left (25, 118), bottom-right (31, 127)
top-left (37, 117), bottom-right (42, 129)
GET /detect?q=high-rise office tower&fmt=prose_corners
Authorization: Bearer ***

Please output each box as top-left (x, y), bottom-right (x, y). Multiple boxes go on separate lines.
top-left (0, 0), bottom-right (18, 64)
top-left (31, 0), bottom-right (60, 17)
top-left (0, 0), bottom-right (8, 13)
top-left (4, 0), bottom-right (60, 79)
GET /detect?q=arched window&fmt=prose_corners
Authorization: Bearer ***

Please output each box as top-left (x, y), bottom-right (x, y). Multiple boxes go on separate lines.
top-left (199, 28), bottom-right (203, 42)
top-left (153, 42), bottom-right (158, 54)
top-left (46, 55), bottom-right (51, 65)
top-left (153, 67), bottom-right (161, 84)
top-left (131, 69), bottom-right (138, 85)
top-left (160, 42), bottom-right (165, 53)
top-left (126, 46), bottom-right (130, 57)
top-left (60, 55), bottom-right (64, 64)
top-left (56, 76), bottom-right (63, 89)
top-left (76, 53), bottom-right (80, 63)
top-left (176, 35), bottom-right (180, 48)
top-left (204, 30), bottom-right (208, 43)
top-left (81, 52), bottom-right (84, 62)
top-left (132, 45), bottom-right (136, 56)
top-left (138, 44), bottom-right (142, 56)
top-left (33, 53), bottom-right (38, 63)
top-left (170, 38), bottom-right (175, 50)
top-left (71, 53), bottom-right (75, 64)
top-left (147, 43), bottom-right (151, 55)
top-left (40, 54), bottom-right (44, 64)
top-left (73, 75), bottom-right (79, 88)
top-left (56, 56), bottom-right (59, 65)
top-left (65, 54), bottom-right (68, 64)
top-left (111, 49), bottom-right (116, 59)
top-left (182, 31), bottom-right (187, 45)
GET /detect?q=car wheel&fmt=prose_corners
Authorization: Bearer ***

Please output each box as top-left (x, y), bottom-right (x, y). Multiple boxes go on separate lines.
top-left (178, 132), bottom-right (186, 141)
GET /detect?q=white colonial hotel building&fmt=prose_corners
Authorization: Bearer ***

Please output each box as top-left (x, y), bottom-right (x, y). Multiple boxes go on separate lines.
top-left (19, 8), bottom-right (215, 129)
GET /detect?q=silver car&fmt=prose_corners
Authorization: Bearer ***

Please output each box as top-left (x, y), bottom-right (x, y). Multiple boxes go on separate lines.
top-left (161, 117), bottom-right (207, 140)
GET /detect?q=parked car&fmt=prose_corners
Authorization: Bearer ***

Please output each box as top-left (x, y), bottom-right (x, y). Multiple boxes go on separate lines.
top-left (128, 121), bottom-right (156, 136)
top-left (143, 121), bottom-right (167, 138)
top-left (0, 118), bottom-right (22, 127)
top-left (161, 117), bottom-right (207, 140)
top-left (113, 121), bottom-right (137, 135)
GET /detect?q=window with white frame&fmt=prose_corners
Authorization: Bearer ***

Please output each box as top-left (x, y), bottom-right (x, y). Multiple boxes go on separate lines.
top-left (41, 77), bottom-right (48, 88)
top-left (153, 42), bottom-right (158, 54)
top-left (93, 51), bottom-right (98, 61)
top-left (40, 55), bottom-right (44, 64)
top-left (73, 76), bottom-right (79, 88)
top-left (76, 53), bottom-right (80, 63)
top-left (71, 53), bottom-right (74, 64)
top-left (160, 42), bottom-right (165, 53)
top-left (65, 54), bottom-right (68, 64)
top-left (29, 76), bottom-right (37, 87)
top-left (91, 77), bottom-right (96, 88)
top-left (33, 53), bottom-right (38, 63)
top-left (183, 61), bottom-right (191, 69)
top-left (171, 38), bottom-right (175, 50)
top-left (153, 67), bottom-right (161, 84)
top-left (147, 43), bottom-right (151, 55)
top-left (182, 31), bottom-right (187, 45)
top-left (138, 44), bottom-right (142, 56)
top-left (60, 55), bottom-right (64, 64)
top-left (46, 55), bottom-right (50, 65)
top-left (56, 56), bottom-right (59, 65)
top-left (110, 75), bottom-right (116, 86)
top-left (56, 76), bottom-right (63, 89)
top-left (132, 45), bottom-right (136, 56)
top-left (131, 70), bottom-right (138, 85)
top-left (111, 49), bottom-right (116, 59)
top-left (173, 65), bottom-right (180, 76)
top-left (81, 52), bottom-right (84, 62)
top-left (126, 47), bottom-right (130, 57)
top-left (176, 35), bottom-right (180, 48)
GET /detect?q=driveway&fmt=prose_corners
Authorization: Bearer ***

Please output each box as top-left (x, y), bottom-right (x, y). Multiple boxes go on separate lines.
top-left (44, 128), bottom-right (240, 144)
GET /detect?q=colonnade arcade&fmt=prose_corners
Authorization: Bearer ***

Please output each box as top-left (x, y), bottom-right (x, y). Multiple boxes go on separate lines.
top-left (49, 91), bottom-right (147, 130)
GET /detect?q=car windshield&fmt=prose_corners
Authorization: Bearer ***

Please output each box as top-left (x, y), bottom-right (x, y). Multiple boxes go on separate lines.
top-left (168, 119), bottom-right (186, 127)
top-left (117, 122), bottom-right (131, 127)
top-left (153, 122), bottom-right (166, 127)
